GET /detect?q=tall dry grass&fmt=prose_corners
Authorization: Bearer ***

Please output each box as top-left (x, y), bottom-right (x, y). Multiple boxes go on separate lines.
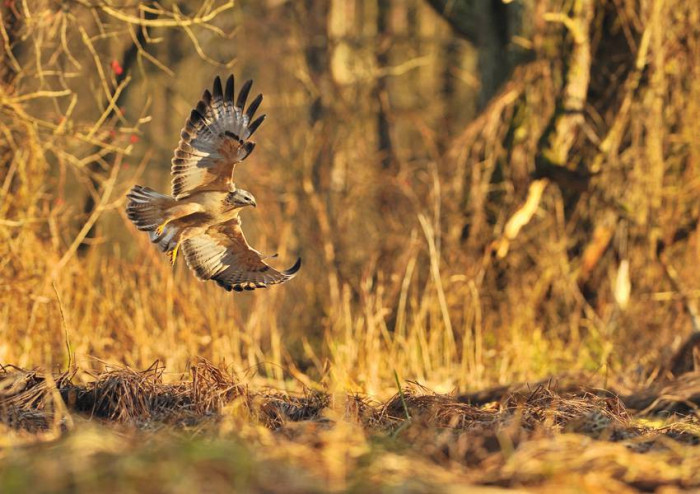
top-left (0, 0), bottom-right (698, 399)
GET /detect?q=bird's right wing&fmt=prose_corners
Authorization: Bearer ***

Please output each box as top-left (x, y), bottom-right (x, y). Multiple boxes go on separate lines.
top-left (181, 219), bottom-right (301, 292)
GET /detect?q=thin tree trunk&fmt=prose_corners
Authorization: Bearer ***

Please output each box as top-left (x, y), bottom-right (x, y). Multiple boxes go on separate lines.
top-left (375, 0), bottom-right (395, 171)
top-left (0, 2), bottom-right (24, 203)
top-left (297, 0), bottom-right (341, 305)
top-left (425, 0), bottom-right (524, 104)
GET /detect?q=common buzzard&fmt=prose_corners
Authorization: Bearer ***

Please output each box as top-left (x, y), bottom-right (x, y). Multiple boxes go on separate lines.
top-left (126, 75), bottom-right (301, 292)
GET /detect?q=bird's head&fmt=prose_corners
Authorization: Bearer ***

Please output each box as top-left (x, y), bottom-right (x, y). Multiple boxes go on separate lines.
top-left (225, 188), bottom-right (257, 209)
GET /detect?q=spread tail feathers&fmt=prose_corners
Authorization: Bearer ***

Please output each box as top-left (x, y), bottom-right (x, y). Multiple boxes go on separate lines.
top-left (126, 185), bottom-right (179, 252)
top-left (126, 185), bottom-right (173, 231)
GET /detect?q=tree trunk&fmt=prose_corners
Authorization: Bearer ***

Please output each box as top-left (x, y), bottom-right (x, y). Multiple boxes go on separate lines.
top-left (375, 0), bottom-right (395, 171)
top-left (426, 0), bottom-right (529, 105)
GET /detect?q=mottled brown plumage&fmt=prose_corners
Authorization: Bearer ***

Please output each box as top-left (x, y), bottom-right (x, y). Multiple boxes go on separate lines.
top-left (125, 75), bottom-right (300, 292)
top-left (182, 219), bottom-right (301, 292)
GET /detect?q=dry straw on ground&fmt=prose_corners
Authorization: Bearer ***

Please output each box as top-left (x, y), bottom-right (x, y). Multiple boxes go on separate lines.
top-left (3, 360), bottom-right (700, 491)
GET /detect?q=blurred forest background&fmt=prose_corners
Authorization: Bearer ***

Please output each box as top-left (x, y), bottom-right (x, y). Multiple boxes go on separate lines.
top-left (1, 0), bottom-right (699, 395)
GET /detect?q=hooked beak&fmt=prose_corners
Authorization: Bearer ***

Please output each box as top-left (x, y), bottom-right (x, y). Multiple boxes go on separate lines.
top-left (251, 198), bottom-right (257, 208)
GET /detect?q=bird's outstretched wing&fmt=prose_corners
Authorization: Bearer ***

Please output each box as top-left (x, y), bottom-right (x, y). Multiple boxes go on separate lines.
top-left (171, 75), bottom-right (266, 199)
top-left (181, 219), bottom-right (301, 292)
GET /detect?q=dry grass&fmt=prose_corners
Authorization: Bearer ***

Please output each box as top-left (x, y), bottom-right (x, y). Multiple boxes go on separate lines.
top-left (0, 0), bottom-right (696, 394)
top-left (1, 0), bottom-right (700, 491)
top-left (3, 361), bottom-right (700, 491)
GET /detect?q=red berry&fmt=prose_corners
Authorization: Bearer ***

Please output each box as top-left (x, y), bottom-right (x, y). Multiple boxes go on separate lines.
top-left (110, 60), bottom-right (124, 76)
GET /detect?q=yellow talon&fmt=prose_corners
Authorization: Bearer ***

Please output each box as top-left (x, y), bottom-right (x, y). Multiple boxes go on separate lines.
top-left (156, 218), bottom-right (172, 236)
top-left (169, 243), bottom-right (180, 266)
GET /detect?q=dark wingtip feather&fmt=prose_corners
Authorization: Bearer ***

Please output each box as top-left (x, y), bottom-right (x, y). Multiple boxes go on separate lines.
top-left (215, 279), bottom-right (232, 291)
top-left (247, 114), bottom-right (266, 137)
top-left (202, 89), bottom-right (212, 106)
top-left (246, 94), bottom-right (263, 120)
top-left (189, 109), bottom-right (204, 125)
top-left (213, 76), bottom-right (223, 99)
top-left (243, 142), bottom-right (256, 158)
top-left (283, 258), bottom-right (302, 277)
top-left (225, 74), bottom-right (234, 102)
top-left (236, 79), bottom-right (253, 109)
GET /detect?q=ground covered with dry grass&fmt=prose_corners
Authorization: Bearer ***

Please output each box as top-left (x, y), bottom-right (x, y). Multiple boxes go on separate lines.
top-left (3, 360), bottom-right (700, 493)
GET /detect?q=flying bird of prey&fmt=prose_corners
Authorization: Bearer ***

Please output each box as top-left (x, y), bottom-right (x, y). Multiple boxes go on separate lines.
top-left (126, 75), bottom-right (301, 292)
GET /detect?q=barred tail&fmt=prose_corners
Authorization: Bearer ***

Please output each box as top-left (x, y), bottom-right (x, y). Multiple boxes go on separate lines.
top-left (126, 185), bottom-right (171, 230)
top-left (126, 185), bottom-right (179, 252)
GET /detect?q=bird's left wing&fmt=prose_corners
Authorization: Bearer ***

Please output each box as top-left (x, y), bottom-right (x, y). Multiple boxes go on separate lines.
top-left (171, 75), bottom-right (266, 199)
top-left (181, 219), bottom-right (301, 292)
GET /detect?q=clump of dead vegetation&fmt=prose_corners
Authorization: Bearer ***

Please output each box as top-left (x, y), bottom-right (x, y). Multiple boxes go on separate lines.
top-left (0, 359), bottom-right (243, 428)
top-left (0, 365), bottom-right (71, 432)
top-left (2, 359), bottom-right (700, 440)
top-left (14, 357), bottom-right (695, 440)
top-left (62, 360), bottom-right (243, 424)
top-left (5, 361), bottom-right (700, 491)
top-left (0, 359), bottom-right (330, 430)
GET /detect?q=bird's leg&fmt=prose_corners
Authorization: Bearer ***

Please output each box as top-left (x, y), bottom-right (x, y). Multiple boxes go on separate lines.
top-left (155, 218), bottom-right (173, 236)
top-left (156, 203), bottom-right (200, 236)
top-left (169, 241), bottom-right (181, 266)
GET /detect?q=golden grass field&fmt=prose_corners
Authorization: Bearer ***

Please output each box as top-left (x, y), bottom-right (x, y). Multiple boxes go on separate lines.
top-left (2, 0), bottom-right (700, 492)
